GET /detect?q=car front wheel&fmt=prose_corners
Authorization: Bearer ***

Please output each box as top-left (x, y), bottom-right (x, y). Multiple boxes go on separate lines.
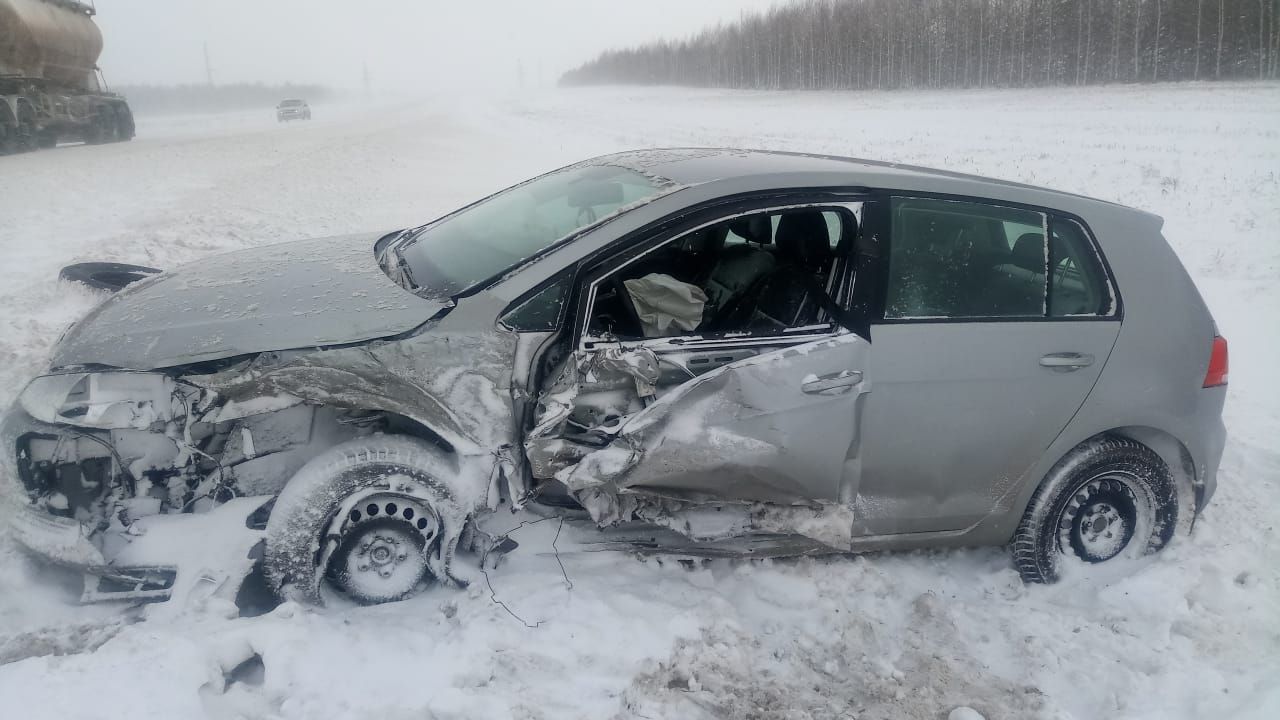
top-left (1012, 436), bottom-right (1179, 584)
top-left (264, 435), bottom-right (465, 605)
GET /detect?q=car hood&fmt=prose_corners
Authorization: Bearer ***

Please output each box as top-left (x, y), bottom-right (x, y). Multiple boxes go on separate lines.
top-left (51, 233), bottom-right (449, 371)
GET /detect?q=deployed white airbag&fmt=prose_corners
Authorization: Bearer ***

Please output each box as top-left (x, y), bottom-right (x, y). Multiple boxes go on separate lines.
top-left (623, 273), bottom-right (708, 337)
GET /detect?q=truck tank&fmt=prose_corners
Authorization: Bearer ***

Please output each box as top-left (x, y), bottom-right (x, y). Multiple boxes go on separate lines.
top-left (0, 0), bottom-right (132, 152)
top-left (0, 0), bottom-right (103, 90)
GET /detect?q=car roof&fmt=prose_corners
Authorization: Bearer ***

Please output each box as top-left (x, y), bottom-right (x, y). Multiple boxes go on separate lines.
top-left (597, 148), bottom-right (1157, 222)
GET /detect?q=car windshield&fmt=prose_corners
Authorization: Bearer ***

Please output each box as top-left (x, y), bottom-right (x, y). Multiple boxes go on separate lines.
top-left (392, 161), bottom-right (675, 296)
top-left (281, 99), bottom-right (303, 107)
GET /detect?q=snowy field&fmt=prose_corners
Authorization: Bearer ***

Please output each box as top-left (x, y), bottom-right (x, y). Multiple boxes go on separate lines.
top-left (0, 83), bottom-right (1277, 719)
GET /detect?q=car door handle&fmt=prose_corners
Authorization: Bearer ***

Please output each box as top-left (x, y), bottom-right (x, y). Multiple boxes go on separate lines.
top-left (801, 370), bottom-right (863, 395)
top-left (1039, 352), bottom-right (1095, 371)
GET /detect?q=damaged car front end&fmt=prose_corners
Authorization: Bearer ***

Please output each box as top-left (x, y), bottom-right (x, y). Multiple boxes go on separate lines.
top-left (1, 351), bottom-right (470, 604)
top-left (0, 152), bottom-right (684, 606)
top-left (0, 263), bottom-right (534, 607)
top-left (3, 369), bottom-right (290, 603)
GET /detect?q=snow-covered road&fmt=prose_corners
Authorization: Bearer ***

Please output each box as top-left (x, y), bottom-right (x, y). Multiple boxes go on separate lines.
top-left (0, 83), bottom-right (1277, 719)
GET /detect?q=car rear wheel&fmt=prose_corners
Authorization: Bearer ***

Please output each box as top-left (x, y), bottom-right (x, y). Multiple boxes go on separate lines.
top-left (1011, 436), bottom-right (1178, 584)
top-left (264, 436), bottom-right (464, 605)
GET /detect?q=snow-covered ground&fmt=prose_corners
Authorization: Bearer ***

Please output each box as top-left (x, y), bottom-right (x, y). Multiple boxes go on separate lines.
top-left (0, 82), bottom-right (1277, 719)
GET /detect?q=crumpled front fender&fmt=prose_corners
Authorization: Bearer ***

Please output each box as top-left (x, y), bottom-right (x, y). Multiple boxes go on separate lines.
top-left (189, 329), bottom-right (523, 461)
top-left (193, 347), bottom-right (480, 454)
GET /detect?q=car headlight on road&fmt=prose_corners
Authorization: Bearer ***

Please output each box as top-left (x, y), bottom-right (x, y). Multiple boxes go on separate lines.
top-left (19, 372), bottom-right (181, 430)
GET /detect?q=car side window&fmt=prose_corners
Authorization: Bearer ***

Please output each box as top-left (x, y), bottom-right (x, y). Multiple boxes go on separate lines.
top-left (582, 205), bottom-right (860, 341)
top-left (886, 197), bottom-right (1049, 319)
top-left (1048, 218), bottom-right (1113, 316)
top-left (500, 274), bottom-right (571, 332)
top-left (885, 197), bottom-right (1118, 321)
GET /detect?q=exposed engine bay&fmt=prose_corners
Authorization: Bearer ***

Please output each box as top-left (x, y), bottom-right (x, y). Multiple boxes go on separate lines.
top-left (16, 369), bottom-right (391, 527)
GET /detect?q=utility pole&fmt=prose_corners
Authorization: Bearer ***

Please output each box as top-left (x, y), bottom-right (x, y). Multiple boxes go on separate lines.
top-left (203, 42), bottom-right (215, 86)
top-left (363, 62), bottom-right (372, 99)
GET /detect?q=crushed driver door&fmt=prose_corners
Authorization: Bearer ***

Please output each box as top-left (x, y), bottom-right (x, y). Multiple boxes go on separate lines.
top-left (526, 330), bottom-right (870, 513)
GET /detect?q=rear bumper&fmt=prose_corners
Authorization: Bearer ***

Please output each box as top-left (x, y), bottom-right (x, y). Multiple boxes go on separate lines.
top-left (1196, 393), bottom-right (1228, 512)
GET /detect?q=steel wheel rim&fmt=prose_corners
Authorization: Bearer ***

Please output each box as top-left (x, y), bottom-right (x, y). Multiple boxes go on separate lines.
top-left (326, 488), bottom-right (440, 603)
top-left (1057, 472), bottom-right (1147, 563)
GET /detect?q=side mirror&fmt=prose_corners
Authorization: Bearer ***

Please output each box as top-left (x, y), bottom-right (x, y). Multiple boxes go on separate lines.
top-left (60, 262), bottom-right (162, 292)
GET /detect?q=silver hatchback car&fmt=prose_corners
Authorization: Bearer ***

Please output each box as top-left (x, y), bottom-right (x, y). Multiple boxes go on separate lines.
top-left (0, 149), bottom-right (1227, 607)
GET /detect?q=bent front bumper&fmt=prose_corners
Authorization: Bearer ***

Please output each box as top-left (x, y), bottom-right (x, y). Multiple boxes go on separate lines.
top-left (8, 502), bottom-right (107, 567)
top-left (2, 407), bottom-right (266, 603)
top-left (6, 494), bottom-right (267, 604)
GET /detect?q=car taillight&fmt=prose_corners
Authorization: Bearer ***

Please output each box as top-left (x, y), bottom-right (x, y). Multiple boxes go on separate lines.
top-left (1203, 335), bottom-right (1228, 387)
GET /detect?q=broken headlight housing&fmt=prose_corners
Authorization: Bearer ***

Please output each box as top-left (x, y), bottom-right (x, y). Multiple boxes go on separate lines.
top-left (19, 371), bottom-right (183, 430)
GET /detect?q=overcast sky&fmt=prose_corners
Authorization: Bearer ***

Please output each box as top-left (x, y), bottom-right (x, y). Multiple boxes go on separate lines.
top-left (95, 0), bottom-right (782, 91)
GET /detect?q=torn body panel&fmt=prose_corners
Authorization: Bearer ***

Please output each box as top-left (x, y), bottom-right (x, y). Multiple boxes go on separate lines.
top-left (526, 332), bottom-right (870, 550)
top-left (3, 328), bottom-right (524, 600)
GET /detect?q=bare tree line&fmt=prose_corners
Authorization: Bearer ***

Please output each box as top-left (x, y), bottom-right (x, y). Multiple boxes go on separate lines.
top-left (562, 0), bottom-right (1280, 89)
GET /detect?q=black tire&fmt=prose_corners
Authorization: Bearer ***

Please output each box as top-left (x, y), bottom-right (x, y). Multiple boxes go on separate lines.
top-left (263, 436), bottom-right (466, 606)
top-left (114, 105), bottom-right (135, 141)
top-left (85, 111), bottom-right (111, 144)
top-left (15, 117), bottom-right (36, 152)
top-left (1012, 436), bottom-right (1178, 584)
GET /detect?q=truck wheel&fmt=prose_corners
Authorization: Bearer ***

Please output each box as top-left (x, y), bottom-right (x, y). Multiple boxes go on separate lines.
top-left (37, 131), bottom-right (57, 149)
top-left (113, 105), bottom-right (135, 141)
top-left (15, 117), bottom-right (36, 152)
top-left (86, 113), bottom-right (111, 144)
top-left (1011, 436), bottom-right (1178, 584)
top-left (84, 117), bottom-right (101, 144)
top-left (263, 436), bottom-right (466, 605)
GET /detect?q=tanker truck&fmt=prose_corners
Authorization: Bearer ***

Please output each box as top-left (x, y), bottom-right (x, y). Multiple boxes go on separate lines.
top-left (0, 0), bottom-right (134, 153)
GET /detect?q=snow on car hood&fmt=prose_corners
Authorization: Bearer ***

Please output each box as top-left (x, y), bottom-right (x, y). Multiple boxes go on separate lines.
top-left (50, 233), bottom-right (449, 370)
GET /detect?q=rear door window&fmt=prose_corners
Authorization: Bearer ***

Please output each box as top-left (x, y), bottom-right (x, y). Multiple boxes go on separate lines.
top-left (885, 197), bottom-right (1115, 320)
top-left (886, 198), bottom-right (1048, 319)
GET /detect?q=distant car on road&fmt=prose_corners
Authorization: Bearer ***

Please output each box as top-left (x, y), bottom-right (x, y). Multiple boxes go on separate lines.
top-left (276, 99), bottom-right (311, 122)
top-left (2, 149), bottom-right (1227, 609)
